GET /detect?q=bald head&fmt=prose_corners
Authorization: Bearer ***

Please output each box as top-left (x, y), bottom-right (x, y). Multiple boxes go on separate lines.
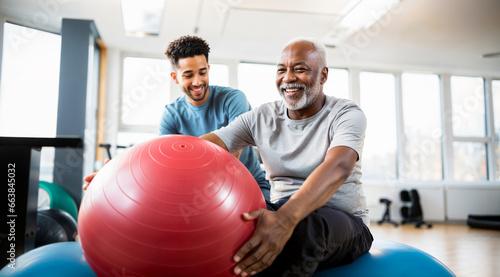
top-left (282, 37), bottom-right (327, 69)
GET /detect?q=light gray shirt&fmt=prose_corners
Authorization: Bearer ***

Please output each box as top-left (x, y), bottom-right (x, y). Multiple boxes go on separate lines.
top-left (214, 96), bottom-right (369, 225)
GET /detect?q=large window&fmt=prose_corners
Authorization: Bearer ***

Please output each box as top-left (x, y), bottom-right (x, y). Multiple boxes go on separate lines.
top-left (401, 73), bottom-right (442, 180)
top-left (453, 142), bottom-right (487, 181)
top-left (324, 68), bottom-right (349, 99)
top-left (492, 80), bottom-right (500, 180)
top-left (450, 76), bottom-right (487, 181)
top-left (451, 76), bottom-right (486, 137)
top-left (0, 23), bottom-right (60, 137)
top-left (237, 63), bottom-right (281, 109)
top-left (117, 57), bottom-right (171, 150)
top-left (0, 23), bottom-right (61, 182)
top-left (121, 57), bottom-right (170, 127)
top-left (209, 63), bottom-right (229, 87)
top-left (359, 72), bottom-right (397, 180)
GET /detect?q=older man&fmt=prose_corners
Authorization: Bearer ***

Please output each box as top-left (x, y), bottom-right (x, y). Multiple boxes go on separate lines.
top-left (201, 38), bottom-right (373, 276)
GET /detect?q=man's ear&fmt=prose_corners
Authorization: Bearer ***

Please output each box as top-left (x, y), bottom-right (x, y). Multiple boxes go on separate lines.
top-left (170, 72), bottom-right (179, 84)
top-left (320, 67), bottom-right (329, 85)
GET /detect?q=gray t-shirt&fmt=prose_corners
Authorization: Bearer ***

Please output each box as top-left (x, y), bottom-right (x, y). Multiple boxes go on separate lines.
top-left (214, 96), bottom-right (369, 225)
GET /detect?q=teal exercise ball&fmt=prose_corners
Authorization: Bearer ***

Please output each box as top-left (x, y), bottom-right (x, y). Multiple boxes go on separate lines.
top-left (38, 181), bottom-right (78, 221)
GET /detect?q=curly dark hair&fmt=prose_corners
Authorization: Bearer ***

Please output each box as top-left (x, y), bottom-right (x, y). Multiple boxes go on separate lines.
top-left (165, 35), bottom-right (210, 69)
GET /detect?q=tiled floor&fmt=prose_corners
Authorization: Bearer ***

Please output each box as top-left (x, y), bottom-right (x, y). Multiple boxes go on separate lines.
top-left (368, 222), bottom-right (500, 277)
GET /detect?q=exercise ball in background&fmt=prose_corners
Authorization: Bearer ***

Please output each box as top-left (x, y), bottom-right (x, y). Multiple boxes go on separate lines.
top-left (78, 135), bottom-right (266, 277)
top-left (35, 208), bottom-right (78, 248)
top-left (38, 181), bottom-right (79, 221)
top-left (0, 242), bottom-right (96, 277)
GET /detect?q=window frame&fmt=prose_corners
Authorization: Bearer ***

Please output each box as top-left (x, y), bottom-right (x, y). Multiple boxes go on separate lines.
top-left (442, 75), bottom-right (495, 182)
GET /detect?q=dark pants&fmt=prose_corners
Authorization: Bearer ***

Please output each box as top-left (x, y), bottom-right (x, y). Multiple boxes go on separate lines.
top-left (257, 200), bottom-right (373, 277)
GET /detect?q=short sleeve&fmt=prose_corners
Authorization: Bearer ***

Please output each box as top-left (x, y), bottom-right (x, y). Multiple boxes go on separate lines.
top-left (329, 105), bottom-right (367, 158)
top-left (158, 108), bottom-right (178, 135)
top-left (213, 109), bottom-right (256, 153)
top-left (222, 88), bottom-right (252, 124)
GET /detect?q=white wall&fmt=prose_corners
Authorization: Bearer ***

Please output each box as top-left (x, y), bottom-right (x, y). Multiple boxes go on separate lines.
top-left (446, 185), bottom-right (500, 220)
top-left (365, 183), bottom-right (446, 223)
top-left (365, 182), bottom-right (500, 223)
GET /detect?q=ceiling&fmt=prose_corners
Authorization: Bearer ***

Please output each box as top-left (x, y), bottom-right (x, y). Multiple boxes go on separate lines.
top-left (1, 0), bottom-right (499, 75)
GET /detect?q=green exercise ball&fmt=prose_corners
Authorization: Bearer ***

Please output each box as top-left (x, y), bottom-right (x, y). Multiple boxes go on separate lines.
top-left (38, 181), bottom-right (78, 221)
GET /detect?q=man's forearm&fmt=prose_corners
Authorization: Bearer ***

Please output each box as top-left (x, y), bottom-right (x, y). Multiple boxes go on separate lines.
top-left (199, 133), bottom-right (229, 152)
top-left (278, 146), bottom-right (358, 225)
top-left (232, 149), bottom-right (243, 159)
top-left (200, 133), bottom-right (243, 160)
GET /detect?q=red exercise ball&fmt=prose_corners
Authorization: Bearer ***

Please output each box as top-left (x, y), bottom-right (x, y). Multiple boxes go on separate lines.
top-left (78, 135), bottom-right (266, 277)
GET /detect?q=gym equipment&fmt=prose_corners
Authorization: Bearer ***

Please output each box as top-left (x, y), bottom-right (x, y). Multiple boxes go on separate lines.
top-left (0, 136), bottom-right (82, 268)
top-left (467, 214), bottom-right (500, 230)
top-left (98, 143), bottom-right (129, 159)
top-left (0, 242), bottom-right (97, 277)
top-left (78, 135), bottom-right (266, 276)
top-left (38, 181), bottom-right (79, 221)
top-left (400, 189), bottom-right (432, 228)
top-left (35, 208), bottom-right (78, 248)
top-left (313, 239), bottom-right (455, 276)
top-left (377, 198), bottom-right (399, 227)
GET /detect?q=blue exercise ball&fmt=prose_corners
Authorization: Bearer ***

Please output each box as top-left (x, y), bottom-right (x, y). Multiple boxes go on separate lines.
top-left (314, 239), bottom-right (455, 277)
top-left (0, 242), bottom-right (96, 277)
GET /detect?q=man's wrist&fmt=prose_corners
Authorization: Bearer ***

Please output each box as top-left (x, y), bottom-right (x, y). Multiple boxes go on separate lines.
top-left (276, 199), bottom-right (305, 227)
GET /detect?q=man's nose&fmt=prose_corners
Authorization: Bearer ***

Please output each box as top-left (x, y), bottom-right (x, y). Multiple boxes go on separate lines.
top-left (193, 74), bottom-right (202, 86)
top-left (283, 69), bottom-right (297, 83)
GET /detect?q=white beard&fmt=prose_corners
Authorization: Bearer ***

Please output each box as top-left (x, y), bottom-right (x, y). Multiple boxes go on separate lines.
top-left (280, 81), bottom-right (320, 111)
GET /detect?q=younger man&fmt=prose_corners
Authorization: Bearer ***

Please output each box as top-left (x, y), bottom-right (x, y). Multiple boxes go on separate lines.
top-left (160, 35), bottom-right (270, 201)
